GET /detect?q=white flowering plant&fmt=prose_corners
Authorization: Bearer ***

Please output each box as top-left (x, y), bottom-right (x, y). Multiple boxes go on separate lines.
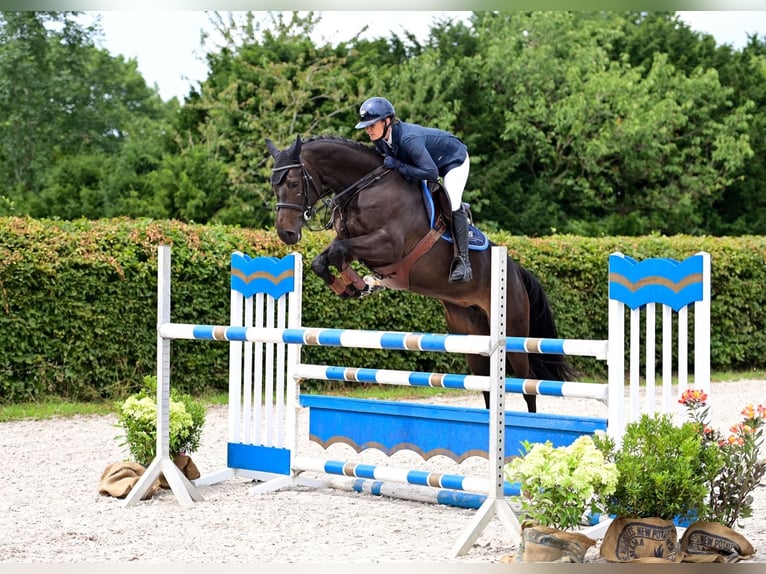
top-left (504, 434), bottom-right (619, 530)
top-left (116, 375), bottom-right (206, 466)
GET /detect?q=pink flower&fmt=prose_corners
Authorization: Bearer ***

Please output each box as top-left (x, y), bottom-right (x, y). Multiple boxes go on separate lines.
top-left (679, 388), bottom-right (708, 407)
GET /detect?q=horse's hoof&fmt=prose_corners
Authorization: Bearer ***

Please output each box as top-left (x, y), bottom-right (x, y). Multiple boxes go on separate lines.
top-left (362, 275), bottom-right (386, 295)
top-left (347, 286), bottom-right (374, 299)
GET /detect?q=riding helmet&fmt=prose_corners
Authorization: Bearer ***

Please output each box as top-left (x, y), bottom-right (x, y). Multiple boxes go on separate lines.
top-left (355, 97), bottom-right (396, 129)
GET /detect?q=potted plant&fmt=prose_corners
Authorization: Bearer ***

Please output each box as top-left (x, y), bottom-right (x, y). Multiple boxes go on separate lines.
top-left (671, 389), bottom-right (763, 562)
top-left (503, 435), bottom-right (619, 562)
top-left (592, 411), bottom-right (724, 562)
top-left (116, 375), bottom-right (206, 478)
top-left (679, 389), bottom-right (765, 527)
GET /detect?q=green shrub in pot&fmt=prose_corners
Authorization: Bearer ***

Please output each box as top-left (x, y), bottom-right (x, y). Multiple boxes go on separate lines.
top-left (115, 375), bottom-right (206, 466)
top-left (593, 412), bottom-right (723, 523)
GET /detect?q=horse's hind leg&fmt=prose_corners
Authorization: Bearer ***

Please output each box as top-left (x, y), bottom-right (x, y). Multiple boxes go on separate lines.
top-left (442, 303), bottom-right (491, 406)
top-left (507, 355), bottom-right (536, 413)
top-left (442, 302), bottom-right (537, 413)
top-left (465, 352), bottom-right (536, 412)
top-left (443, 302), bottom-right (536, 413)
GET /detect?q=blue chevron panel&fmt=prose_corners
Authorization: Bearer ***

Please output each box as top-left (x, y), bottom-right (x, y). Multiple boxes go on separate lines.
top-left (230, 253), bottom-right (296, 299)
top-left (608, 254), bottom-right (704, 311)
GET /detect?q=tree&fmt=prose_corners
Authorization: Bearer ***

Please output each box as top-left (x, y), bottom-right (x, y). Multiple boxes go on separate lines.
top-left (0, 11), bottom-right (174, 218)
top-left (4, 10), bottom-right (762, 236)
top-left (435, 12), bottom-right (753, 235)
top-left (175, 11), bottom-right (368, 227)
top-left (612, 11), bottom-right (766, 235)
top-left (702, 36), bottom-right (766, 234)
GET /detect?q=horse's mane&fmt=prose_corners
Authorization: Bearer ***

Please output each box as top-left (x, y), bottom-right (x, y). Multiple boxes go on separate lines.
top-left (302, 135), bottom-right (378, 158)
top-left (271, 134), bottom-right (380, 185)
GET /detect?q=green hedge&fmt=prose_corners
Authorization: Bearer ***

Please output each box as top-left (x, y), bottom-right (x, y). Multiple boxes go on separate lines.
top-left (0, 217), bottom-right (764, 403)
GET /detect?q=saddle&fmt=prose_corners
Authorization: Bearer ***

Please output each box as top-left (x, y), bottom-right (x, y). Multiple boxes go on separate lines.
top-left (419, 181), bottom-right (489, 250)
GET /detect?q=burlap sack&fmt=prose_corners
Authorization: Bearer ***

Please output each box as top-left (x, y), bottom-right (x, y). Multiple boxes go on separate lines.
top-left (98, 461), bottom-right (160, 500)
top-left (513, 523), bottom-right (596, 563)
top-left (600, 517), bottom-right (682, 562)
top-left (680, 520), bottom-right (756, 563)
top-left (159, 453), bottom-right (201, 489)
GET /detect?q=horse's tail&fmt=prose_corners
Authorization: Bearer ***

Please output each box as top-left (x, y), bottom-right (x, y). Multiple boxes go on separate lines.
top-left (518, 265), bottom-right (579, 383)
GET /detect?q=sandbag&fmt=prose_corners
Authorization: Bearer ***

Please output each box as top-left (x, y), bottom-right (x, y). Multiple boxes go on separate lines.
top-left (513, 523), bottom-right (596, 563)
top-left (680, 521), bottom-right (756, 563)
top-left (159, 453), bottom-right (201, 489)
top-left (600, 516), bottom-right (682, 563)
top-left (98, 461), bottom-right (160, 500)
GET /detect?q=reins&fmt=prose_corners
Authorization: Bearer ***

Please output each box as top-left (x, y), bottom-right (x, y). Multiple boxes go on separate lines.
top-left (333, 165), bottom-right (391, 210)
top-left (273, 161), bottom-right (391, 231)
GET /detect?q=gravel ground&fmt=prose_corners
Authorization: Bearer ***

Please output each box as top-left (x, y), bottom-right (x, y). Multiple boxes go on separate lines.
top-left (0, 380), bottom-right (763, 563)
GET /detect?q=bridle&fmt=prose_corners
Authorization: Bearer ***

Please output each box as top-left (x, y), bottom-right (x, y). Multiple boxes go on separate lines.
top-left (272, 162), bottom-right (333, 227)
top-left (272, 159), bottom-right (391, 231)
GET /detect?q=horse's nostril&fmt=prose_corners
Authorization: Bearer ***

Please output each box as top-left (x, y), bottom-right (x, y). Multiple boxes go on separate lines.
top-left (278, 230), bottom-right (300, 245)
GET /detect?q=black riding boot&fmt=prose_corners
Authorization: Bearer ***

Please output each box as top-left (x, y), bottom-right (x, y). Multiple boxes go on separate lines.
top-left (449, 207), bottom-right (473, 283)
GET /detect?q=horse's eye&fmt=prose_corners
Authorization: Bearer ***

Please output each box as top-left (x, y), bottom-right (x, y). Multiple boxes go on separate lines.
top-left (289, 179), bottom-right (300, 190)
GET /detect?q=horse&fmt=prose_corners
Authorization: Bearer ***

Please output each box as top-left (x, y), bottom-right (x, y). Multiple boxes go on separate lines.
top-left (266, 134), bottom-right (576, 412)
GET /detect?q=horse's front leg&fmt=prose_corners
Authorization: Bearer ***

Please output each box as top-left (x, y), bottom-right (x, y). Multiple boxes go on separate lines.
top-left (317, 232), bottom-right (396, 298)
top-left (310, 248), bottom-right (335, 286)
top-left (311, 240), bottom-right (366, 298)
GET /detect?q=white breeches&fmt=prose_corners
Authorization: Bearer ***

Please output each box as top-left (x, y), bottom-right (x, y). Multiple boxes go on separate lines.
top-left (442, 154), bottom-right (470, 211)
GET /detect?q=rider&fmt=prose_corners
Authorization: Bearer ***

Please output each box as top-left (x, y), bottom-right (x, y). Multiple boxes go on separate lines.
top-left (354, 96), bottom-right (473, 284)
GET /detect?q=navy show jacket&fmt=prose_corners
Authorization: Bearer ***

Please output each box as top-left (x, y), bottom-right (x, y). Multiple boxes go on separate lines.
top-left (373, 120), bottom-right (468, 182)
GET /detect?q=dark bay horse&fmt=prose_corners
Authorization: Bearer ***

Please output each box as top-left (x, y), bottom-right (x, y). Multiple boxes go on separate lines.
top-left (266, 135), bottom-right (575, 412)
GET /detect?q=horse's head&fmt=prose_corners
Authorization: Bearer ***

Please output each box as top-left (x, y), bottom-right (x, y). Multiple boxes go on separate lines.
top-left (267, 134), bottom-right (390, 245)
top-left (266, 135), bottom-right (323, 245)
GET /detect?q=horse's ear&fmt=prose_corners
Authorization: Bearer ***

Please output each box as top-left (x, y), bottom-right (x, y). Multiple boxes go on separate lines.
top-left (265, 138), bottom-right (280, 159)
top-left (285, 135), bottom-right (302, 159)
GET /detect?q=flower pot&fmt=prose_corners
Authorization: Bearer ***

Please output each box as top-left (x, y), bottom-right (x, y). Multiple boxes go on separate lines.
top-left (512, 523), bottom-right (596, 563)
top-left (600, 516), bottom-right (682, 563)
top-left (680, 520), bottom-right (756, 563)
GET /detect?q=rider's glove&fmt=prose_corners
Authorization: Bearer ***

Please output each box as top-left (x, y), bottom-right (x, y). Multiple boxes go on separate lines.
top-left (383, 155), bottom-right (405, 170)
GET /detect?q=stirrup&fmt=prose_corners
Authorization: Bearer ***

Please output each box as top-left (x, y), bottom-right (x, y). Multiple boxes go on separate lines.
top-left (449, 257), bottom-right (473, 283)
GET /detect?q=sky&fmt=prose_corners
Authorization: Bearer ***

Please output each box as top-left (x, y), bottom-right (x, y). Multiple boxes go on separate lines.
top-left (84, 11), bottom-right (766, 102)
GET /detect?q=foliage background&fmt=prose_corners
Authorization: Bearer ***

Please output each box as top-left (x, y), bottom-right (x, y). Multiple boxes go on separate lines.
top-left (0, 217), bottom-right (763, 403)
top-left (1, 11), bottom-right (766, 237)
top-left (1, 11), bottom-right (766, 403)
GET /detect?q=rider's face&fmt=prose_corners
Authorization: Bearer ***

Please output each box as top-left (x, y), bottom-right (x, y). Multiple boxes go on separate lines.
top-left (365, 119), bottom-right (387, 141)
